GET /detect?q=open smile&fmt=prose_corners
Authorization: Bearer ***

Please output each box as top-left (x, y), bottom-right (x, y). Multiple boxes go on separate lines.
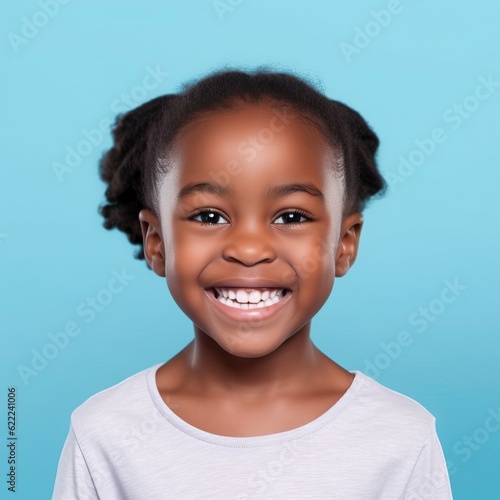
top-left (204, 286), bottom-right (293, 321)
top-left (213, 287), bottom-right (287, 309)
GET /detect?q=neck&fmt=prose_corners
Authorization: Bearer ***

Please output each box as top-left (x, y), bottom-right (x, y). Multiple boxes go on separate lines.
top-left (182, 324), bottom-right (328, 400)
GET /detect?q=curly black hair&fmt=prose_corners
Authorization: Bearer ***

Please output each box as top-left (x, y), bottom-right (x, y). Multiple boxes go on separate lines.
top-left (98, 69), bottom-right (386, 266)
top-left (98, 94), bottom-right (178, 261)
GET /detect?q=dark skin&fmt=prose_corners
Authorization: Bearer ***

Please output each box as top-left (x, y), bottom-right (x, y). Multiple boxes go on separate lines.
top-left (138, 101), bottom-right (363, 437)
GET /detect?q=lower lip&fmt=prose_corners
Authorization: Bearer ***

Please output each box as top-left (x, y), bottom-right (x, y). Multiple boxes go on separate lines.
top-left (204, 288), bottom-right (293, 322)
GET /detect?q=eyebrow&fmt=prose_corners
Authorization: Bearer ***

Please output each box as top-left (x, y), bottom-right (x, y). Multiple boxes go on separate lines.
top-left (177, 182), bottom-right (230, 200)
top-left (177, 182), bottom-right (324, 201)
top-left (265, 183), bottom-right (324, 201)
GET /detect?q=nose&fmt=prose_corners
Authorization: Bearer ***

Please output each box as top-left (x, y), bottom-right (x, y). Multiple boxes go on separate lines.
top-left (221, 222), bottom-right (277, 266)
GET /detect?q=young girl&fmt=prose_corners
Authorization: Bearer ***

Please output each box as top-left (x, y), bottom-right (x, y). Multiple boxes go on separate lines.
top-left (52, 70), bottom-right (453, 499)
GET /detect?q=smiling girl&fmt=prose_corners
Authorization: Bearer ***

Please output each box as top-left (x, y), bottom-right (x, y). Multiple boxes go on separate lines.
top-left (53, 69), bottom-right (453, 499)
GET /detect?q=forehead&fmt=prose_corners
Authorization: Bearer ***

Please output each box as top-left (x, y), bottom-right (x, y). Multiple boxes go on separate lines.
top-left (160, 102), bottom-right (344, 203)
top-left (174, 102), bottom-right (334, 162)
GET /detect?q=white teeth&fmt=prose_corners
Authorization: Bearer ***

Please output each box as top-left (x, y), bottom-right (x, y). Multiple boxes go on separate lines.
top-left (248, 290), bottom-right (261, 303)
top-left (213, 287), bottom-right (287, 309)
top-left (236, 290), bottom-right (249, 303)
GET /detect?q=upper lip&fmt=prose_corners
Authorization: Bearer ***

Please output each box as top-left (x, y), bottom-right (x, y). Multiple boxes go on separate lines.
top-left (207, 279), bottom-right (292, 290)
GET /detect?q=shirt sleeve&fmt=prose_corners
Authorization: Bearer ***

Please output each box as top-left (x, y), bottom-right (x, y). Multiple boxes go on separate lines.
top-left (403, 419), bottom-right (453, 499)
top-left (52, 425), bottom-right (99, 500)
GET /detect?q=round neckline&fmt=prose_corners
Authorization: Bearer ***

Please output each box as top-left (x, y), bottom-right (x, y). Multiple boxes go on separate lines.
top-left (146, 362), bottom-right (366, 448)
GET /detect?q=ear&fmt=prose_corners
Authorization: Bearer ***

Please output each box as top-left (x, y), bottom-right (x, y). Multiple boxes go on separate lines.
top-left (335, 212), bottom-right (364, 277)
top-left (138, 209), bottom-right (166, 277)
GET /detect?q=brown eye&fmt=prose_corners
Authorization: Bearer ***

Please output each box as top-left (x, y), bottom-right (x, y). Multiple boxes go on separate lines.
top-left (274, 210), bottom-right (310, 224)
top-left (190, 210), bottom-right (228, 225)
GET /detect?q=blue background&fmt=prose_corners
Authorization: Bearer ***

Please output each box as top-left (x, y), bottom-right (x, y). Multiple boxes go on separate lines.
top-left (1, 1), bottom-right (499, 498)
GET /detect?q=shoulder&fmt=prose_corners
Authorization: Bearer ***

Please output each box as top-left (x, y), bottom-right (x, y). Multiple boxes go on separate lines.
top-left (69, 364), bottom-right (160, 444)
top-left (348, 371), bottom-right (437, 443)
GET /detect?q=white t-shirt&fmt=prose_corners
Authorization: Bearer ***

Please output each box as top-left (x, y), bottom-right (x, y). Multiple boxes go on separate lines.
top-left (52, 363), bottom-right (453, 499)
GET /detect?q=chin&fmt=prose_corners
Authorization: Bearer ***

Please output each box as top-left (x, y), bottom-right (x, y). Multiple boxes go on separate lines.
top-left (214, 334), bottom-right (287, 359)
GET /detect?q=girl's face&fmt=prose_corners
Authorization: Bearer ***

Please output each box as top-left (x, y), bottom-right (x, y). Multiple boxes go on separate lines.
top-left (140, 102), bottom-right (362, 358)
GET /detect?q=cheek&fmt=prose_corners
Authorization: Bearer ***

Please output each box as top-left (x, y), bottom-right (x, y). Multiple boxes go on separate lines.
top-left (297, 246), bottom-right (335, 285)
top-left (167, 252), bottom-right (192, 279)
top-left (162, 225), bottom-right (190, 285)
top-left (279, 236), bottom-right (336, 294)
top-left (302, 250), bottom-right (336, 311)
top-left (164, 224), bottom-right (215, 286)
top-left (164, 241), bottom-right (206, 315)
